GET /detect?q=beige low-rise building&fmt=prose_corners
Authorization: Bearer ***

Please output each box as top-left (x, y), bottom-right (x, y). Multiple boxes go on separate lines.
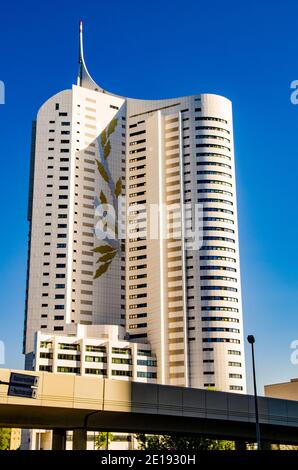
top-left (264, 378), bottom-right (298, 450)
top-left (265, 378), bottom-right (298, 401)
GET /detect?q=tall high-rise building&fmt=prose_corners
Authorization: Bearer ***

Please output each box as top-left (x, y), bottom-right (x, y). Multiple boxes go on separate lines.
top-left (23, 22), bottom-right (246, 394)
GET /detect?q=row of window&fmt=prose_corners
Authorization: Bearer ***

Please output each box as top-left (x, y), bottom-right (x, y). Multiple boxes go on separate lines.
top-left (198, 197), bottom-right (233, 206)
top-left (45, 343), bottom-right (152, 357)
top-left (200, 275), bottom-right (237, 282)
top-left (203, 236), bottom-right (235, 244)
top-left (200, 246), bottom-right (236, 253)
top-left (196, 143), bottom-right (230, 152)
top-left (203, 338), bottom-right (240, 343)
top-left (202, 306), bottom-right (238, 312)
top-left (201, 296), bottom-right (238, 302)
top-left (196, 161), bottom-right (231, 169)
top-left (201, 316), bottom-right (239, 323)
top-left (200, 255), bottom-right (236, 262)
top-left (196, 134), bottom-right (230, 144)
top-left (195, 116), bottom-right (228, 124)
top-left (200, 266), bottom-right (237, 272)
top-left (204, 384), bottom-right (243, 391)
top-left (202, 327), bottom-right (240, 333)
top-left (39, 366), bottom-right (157, 379)
top-left (201, 286), bottom-right (238, 292)
top-left (196, 152), bottom-right (231, 161)
top-left (198, 188), bottom-right (233, 196)
top-left (195, 125), bottom-right (230, 134)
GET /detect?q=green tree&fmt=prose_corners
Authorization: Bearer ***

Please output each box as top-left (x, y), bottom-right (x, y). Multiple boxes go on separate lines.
top-left (95, 432), bottom-right (114, 450)
top-left (135, 434), bottom-right (234, 450)
top-left (0, 428), bottom-right (11, 451)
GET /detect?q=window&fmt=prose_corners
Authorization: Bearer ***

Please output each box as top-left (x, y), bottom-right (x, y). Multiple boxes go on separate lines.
top-left (198, 188), bottom-right (233, 197)
top-left (230, 385), bottom-right (243, 391)
top-left (198, 170), bottom-right (231, 179)
top-left (111, 370), bottom-right (132, 377)
top-left (202, 316), bottom-right (239, 323)
top-left (39, 365), bottom-right (52, 372)
top-left (137, 372), bottom-right (157, 378)
top-left (85, 369), bottom-right (107, 375)
top-left (196, 134), bottom-right (230, 143)
top-left (198, 179), bottom-right (232, 188)
top-left (202, 306), bottom-right (238, 312)
top-left (112, 348), bottom-right (131, 355)
top-left (59, 343), bottom-right (80, 351)
top-left (201, 296), bottom-right (238, 303)
top-left (137, 349), bottom-right (152, 356)
top-left (196, 125), bottom-right (230, 134)
top-left (85, 345), bottom-right (106, 353)
top-left (85, 355), bottom-right (107, 363)
top-left (203, 338), bottom-right (240, 344)
top-left (200, 246), bottom-right (235, 253)
top-left (202, 327), bottom-right (240, 333)
top-left (200, 255), bottom-right (236, 263)
top-left (201, 286), bottom-right (237, 292)
top-left (57, 354), bottom-right (79, 361)
top-left (57, 366), bottom-right (80, 373)
top-left (40, 341), bottom-right (52, 349)
top-left (198, 198), bottom-right (233, 206)
top-left (196, 143), bottom-right (230, 152)
top-left (202, 216), bottom-right (234, 224)
top-left (200, 266), bottom-right (237, 273)
top-left (112, 357), bottom-right (132, 365)
top-left (137, 359), bottom-right (157, 367)
top-left (196, 116), bottom-right (228, 124)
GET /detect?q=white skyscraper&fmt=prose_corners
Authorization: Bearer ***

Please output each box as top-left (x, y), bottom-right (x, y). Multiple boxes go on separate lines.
top-left (23, 22), bottom-right (246, 394)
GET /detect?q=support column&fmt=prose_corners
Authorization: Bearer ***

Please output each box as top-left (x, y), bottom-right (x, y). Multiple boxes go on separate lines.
top-left (234, 440), bottom-right (247, 451)
top-left (261, 440), bottom-right (272, 450)
top-left (73, 429), bottom-right (87, 450)
top-left (52, 429), bottom-right (66, 450)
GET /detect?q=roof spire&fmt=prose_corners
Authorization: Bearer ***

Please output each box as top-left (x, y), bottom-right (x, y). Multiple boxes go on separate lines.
top-left (76, 20), bottom-right (103, 92)
top-left (77, 20), bottom-right (83, 86)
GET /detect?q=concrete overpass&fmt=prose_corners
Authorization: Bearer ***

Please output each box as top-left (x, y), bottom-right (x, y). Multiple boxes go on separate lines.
top-left (1, 368), bottom-right (298, 449)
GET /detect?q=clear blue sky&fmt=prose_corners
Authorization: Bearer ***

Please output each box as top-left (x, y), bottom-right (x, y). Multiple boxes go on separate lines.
top-left (0, 0), bottom-right (297, 395)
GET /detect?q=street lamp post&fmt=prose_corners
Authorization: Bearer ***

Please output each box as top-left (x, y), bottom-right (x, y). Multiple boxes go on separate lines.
top-left (247, 335), bottom-right (261, 450)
